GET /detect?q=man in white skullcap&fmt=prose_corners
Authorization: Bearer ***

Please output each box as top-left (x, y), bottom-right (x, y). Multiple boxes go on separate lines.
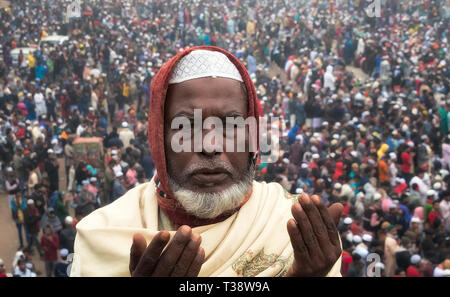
top-left (119, 121), bottom-right (135, 149)
top-left (72, 47), bottom-right (344, 277)
top-left (54, 248), bottom-right (71, 277)
top-left (407, 254), bottom-right (422, 277)
top-left (409, 168), bottom-right (430, 204)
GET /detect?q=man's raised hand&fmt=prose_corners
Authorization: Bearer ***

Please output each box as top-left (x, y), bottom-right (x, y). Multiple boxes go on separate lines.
top-left (286, 194), bottom-right (343, 277)
top-left (129, 225), bottom-right (205, 277)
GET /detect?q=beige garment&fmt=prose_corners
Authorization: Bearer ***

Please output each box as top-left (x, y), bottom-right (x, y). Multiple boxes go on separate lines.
top-left (31, 126), bottom-right (43, 144)
top-left (27, 171), bottom-right (39, 196)
top-left (118, 128), bottom-right (135, 149)
top-left (71, 179), bottom-right (342, 277)
top-left (384, 234), bottom-right (399, 277)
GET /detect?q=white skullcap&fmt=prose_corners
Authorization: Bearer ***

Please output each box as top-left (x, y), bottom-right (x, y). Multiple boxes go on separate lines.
top-left (122, 121), bottom-right (128, 128)
top-left (410, 254), bottom-right (421, 264)
top-left (282, 158), bottom-right (290, 164)
top-left (312, 154), bottom-right (320, 159)
top-left (374, 193), bottom-right (382, 200)
top-left (353, 235), bottom-right (362, 244)
top-left (427, 189), bottom-right (436, 196)
top-left (47, 149), bottom-right (54, 154)
top-left (60, 248), bottom-right (69, 258)
top-left (343, 217), bottom-right (352, 224)
top-left (27, 199), bottom-right (34, 205)
top-left (6, 167), bottom-right (13, 172)
top-left (295, 188), bottom-right (303, 194)
top-left (362, 234), bottom-right (373, 242)
top-left (301, 163), bottom-right (308, 169)
top-left (389, 152), bottom-right (397, 160)
top-left (65, 216), bottom-right (73, 225)
top-left (169, 50), bottom-right (243, 84)
top-left (334, 183), bottom-right (342, 190)
top-left (433, 182), bottom-right (442, 190)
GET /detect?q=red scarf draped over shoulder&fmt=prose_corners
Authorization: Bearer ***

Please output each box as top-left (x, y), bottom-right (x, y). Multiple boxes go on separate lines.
top-left (148, 46), bottom-right (262, 228)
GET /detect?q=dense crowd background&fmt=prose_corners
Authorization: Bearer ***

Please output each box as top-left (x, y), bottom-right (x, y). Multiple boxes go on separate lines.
top-left (0, 0), bottom-right (449, 277)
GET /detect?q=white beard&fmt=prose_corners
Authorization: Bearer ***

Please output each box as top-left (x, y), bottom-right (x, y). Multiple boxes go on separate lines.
top-left (168, 169), bottom-right (254, 219)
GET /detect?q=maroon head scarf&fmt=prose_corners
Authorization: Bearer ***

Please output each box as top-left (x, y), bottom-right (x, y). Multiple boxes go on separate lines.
top-left (148, 46), bottom-right (262, 228)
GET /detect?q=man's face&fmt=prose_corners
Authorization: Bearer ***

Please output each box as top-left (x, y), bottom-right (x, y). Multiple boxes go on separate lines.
top-left (164, 77), bottom-right (250, 194)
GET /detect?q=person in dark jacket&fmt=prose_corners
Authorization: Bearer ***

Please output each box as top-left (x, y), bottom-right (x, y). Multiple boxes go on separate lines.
top-left (59, 216), bottom-right (77, 254)
top-left (347, 253), bottom-right (364, 277)
top-left (23, 199), bottom-right (43, 257)
top-left (54, 248), bottom-right (70, 277)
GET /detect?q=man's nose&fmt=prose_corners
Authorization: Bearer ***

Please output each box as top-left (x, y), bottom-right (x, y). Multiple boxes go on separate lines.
top-left (200, 129), bottom-right (224, 157)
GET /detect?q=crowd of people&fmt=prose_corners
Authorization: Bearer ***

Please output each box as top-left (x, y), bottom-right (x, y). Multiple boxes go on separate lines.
top-left (0, 0), bottom-right (449, 277)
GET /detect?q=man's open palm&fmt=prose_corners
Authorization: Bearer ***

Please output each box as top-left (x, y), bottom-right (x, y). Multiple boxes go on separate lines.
top-left (286, 194), bottom-right (343, 277)
top-left (130, 225), bottom-right (205, 277)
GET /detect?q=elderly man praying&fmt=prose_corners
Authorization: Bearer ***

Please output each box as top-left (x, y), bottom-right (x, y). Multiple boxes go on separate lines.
top-left (71, 46), bottom-right (343, 277)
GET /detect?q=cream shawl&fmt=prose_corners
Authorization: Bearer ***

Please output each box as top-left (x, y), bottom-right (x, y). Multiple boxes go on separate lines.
top-left (70, 179), bottom-right (342, 277)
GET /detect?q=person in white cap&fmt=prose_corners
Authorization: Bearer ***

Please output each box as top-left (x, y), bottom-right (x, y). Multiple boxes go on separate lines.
top-left (407, 254), bottom-right (422, 277)
top-left (89, 177), bottom-right (99, 197)
top-left (5, 167), bottom-right (19, 200)
top-left (54, 248), bottom-right (71, 277)
top-left (388, 152), bottom-right (399, 187)
top-left (60, 216), bottom-right (77, 254)
top-left (343, 217), bottom-right (353, 225)
top-left (23, 199), bottom-right (44, 257)
top-left (409, 168), bottom-right (430, 204)
top-left (352, 235), bottom-right (362, 245)
top-left (76, 180), bottom-right (96, 219)
top-left (45, 147), bottom-right (60, 194)
top-left (119, 121), bottom-right (135, 149)
top-left (111, 171), bottom-right (127, 202)
top-left (13, 258), bottom-right (36, 277)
